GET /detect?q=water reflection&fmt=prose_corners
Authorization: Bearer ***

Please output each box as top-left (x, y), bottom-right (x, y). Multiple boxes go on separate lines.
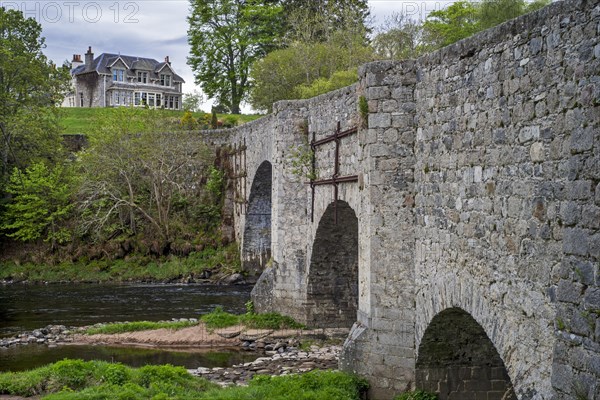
top-left (0, 344), bottom-right (259, 372)
top-left (0, 283), bottom-right (252, 337)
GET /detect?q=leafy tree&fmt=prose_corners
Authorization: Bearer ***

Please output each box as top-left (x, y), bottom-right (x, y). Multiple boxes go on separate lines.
top-left (0, 8), bottom-right (70, 186)
top-left (478, 0), bottom-right (526, 30)
top-left (187, 0), bottom-right (285, 114)
top-left (422, 1), bottom-right (480, 49)
top-left (249, 9), bottom-right (373, 111)
top-left (77, 108), bottom-right (217, 250)
top-left (372, 12), bottom-right (424, 60)
top-left (1, 162), bottom-right (74, 249)
top-left (182, 90), bottom-right (204, 112)
top-left (283, 0), bottom-right (370, 43)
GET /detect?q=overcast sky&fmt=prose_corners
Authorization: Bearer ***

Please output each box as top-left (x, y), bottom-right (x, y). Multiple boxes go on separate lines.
top-left (1, 0), bottom-right (451, 110)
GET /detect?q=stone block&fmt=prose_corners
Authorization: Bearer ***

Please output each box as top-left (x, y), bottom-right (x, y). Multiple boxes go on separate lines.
top-left (563, 228), bottom-right (590, 256)
top-left (570, 126), bottom-right (594, 153)
top-left (556, 279), bottom-right (583, 303)
top-left (519, 126), bottom-right (540, 143)
top-left (369, 113), bottom-right (391, 128)
top-left (568, 180), bottom-right (592, 200)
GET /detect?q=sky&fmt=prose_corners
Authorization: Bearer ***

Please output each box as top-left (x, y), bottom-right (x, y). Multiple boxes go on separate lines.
top-left (0, 0), bottom-right (451, 111)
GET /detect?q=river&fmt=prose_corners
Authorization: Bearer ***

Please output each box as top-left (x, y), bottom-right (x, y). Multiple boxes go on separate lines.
top-left (0, 283), bottom-right (256, 372)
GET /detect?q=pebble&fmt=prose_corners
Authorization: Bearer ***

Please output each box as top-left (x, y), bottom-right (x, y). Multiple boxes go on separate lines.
top-left (0, 325), bottom-right (72, 348)
top-left (189, 343), bottom-right (343, 386)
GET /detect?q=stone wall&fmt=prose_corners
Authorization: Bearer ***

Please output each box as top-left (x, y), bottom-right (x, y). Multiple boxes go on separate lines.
top-left (218, 0), bottom-right (599, 398)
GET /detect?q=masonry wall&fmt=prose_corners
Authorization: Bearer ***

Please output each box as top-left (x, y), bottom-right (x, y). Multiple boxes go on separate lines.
top-left (340, 0), bottom-right (599, 398)
top-left (226, 0), bottom-right (599, 398)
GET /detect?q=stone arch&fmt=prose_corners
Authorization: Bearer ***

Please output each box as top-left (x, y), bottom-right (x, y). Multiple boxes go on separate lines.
top-left (416, 307), bottom-right (516, 400)
top-left (306, 200), bottom-right (358, 328)
top-left (242, 161), bottom-right (272, 276)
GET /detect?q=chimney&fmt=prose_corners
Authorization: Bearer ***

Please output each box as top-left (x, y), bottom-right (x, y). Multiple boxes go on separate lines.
top-left (165, 56), bottom-right (171, 65)
top-left (85, 46), bottom-right (94, 70)
top-left (71, 54), bottom-right (83, 69)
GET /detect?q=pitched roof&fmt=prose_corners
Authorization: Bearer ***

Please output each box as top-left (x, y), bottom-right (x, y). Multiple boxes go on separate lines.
top-left (73, 53), bottom-right (185, 83)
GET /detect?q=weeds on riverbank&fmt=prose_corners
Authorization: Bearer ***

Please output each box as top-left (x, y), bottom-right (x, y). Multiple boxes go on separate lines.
top-left (201, 306), bottom-right (305, 330)
top-left (84, 320), bottom-right (198, 335)
top-left (0, 243), bottom-right (240, 284)
top-left (0, 360), bottom-right (368, 399)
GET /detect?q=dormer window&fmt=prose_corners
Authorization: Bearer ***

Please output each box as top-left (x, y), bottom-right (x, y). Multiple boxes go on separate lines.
top-left (137, 71), bottom-right (148, 84)
top-left (160, 74), bottom-right (171, 87)
top-left (113, 69), bottom-right (124, 82)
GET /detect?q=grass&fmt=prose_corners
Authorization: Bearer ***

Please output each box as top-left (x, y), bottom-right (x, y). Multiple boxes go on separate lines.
top-left (201, 306), bottom-right (305, 331)
top-left (0, 243), bottom-right (241, 284)
top-left (59, 107), bottom-right (263, 135)
top-left (0, 360), bottom-right (368, 400)
top-left (84, 320), bottom-right (198, 335)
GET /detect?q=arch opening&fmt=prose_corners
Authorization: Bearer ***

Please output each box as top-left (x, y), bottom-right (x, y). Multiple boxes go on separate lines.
top-left (242, 161), bottom-right (272, 276)
top-left (416, 308), bottom-right (516, 400)
top-left (306, 200), bottom-right (358, 328)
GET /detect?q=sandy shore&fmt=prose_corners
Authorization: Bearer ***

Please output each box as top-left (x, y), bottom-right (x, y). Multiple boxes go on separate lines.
top-left (71, 323), bottom-right (242, 348)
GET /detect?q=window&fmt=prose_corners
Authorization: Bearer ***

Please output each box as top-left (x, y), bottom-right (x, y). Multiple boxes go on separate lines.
top-left (141, 92), bottom-right (147, 106)
top-left (137, 71), bottom-right (148, 84)
top-left (174, 96), bottom-right (179, 110)
top-left (113, 91), bottom-right (120, 105)
top-left (148, 93), bottom-right (155, 107)
top-left (156, 94), bottom-right (162, 107)
top-left (113, 69), bottom-right (124, 82)
top-left (79, 93), bottom-right (84, 107)
top-left (134, 92), bottom-right (141, 106)
top-left (160, 74), bottom-right (171, 86)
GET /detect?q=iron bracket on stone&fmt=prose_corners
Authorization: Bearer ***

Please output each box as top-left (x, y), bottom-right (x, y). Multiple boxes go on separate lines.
top-left (308, 122), bottom-right (358, 224)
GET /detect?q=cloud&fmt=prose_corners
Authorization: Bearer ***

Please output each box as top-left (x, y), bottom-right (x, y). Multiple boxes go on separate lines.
top-left (2, 0), bottom-right (452, 111)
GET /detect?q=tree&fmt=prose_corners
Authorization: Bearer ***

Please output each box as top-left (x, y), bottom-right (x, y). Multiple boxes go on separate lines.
top-left (77, 108), bottom-right (216, 251)
top-left (283, 0), bottom-right (370, 43)
top-left (249, 6), bottom-right (373, 112)
top-left (183, 90), bottom-right (204, 112)
top-left (422, 1), bottom-right (480, 49)
top-left (372, 12), bottom-right (424, 61)
top-left (1, 162), bottom-right (74, 249)
top-left (0, 8), bottom-right (70, 187)
top-left (187, 0), bottom-right (285, 114)
top-left (478, 0), bottom-right (525, 30)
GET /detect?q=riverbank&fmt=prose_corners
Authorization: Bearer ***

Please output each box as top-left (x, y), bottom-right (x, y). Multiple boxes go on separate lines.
top-left (0, 244), bottom-right (245, 285)
top-left (1, 321), bottom-right (350, 390)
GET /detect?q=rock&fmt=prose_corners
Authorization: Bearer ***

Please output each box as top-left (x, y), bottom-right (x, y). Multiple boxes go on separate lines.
top-left (223, 273), bottom-right (244, 284)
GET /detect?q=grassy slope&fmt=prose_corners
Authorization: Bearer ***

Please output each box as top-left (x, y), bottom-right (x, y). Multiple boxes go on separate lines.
top-left (59, 107), bottom-right (263, 134)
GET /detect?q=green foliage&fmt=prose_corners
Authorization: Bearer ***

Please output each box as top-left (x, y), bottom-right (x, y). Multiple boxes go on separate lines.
top-left (422, 1), bottom-right (480, 49)
top-left (287, 136), bottom-right (315, 181)
top-left (1, 162), bottom-right (74, 247)
top-left (201, 307), bottom-right (304, 330)
top-left (1, 361), bottom-right (366, 400)
top-left (211, 110), bottom-right (218, 129)
top-left (84, 320), bottom-right (198, 335)
top-left (76, 109), bottom-right (216, 247)
top-left (394, 389), bottom-right (438, 400)
top-left (372, 12), bottom-right (424, 60)
top-left (249, 10), bottom-right (373, 112)
top-left (180, 111), bottom-right (199, 130)
top-left (199, 370), bottom-right (369, 400)
top-left (421, 0), bottom-right (551, 50)
top-left (240, 312), bottom-right (305, 330)
top-left (0, 243), bottom-right (241, 283)
top-left (187, 0), bottom-right (285, 114)
top-left (200, 306), bottom-right (241, 329)
top-left (295, 69), bottom-right (358, 99)
top-left (183, 90), bottom-right (204, 113)
top-left (0, 360), bottom-right (216, 399)
top-left (0, 8), bottom-right (70, 186)
top-left (359, 95), bottom-right (369, 126)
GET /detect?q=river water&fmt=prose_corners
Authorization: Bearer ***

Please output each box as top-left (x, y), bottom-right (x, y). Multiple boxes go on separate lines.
top-left (0, 283), bottom-right (256, 372)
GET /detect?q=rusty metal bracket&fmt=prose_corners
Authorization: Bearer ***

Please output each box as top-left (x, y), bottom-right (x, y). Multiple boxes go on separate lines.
top-left (309, 122), bottom-right (358, 224)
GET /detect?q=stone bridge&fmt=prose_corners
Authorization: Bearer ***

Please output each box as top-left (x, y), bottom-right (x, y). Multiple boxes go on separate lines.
top-left (205, 1), bottom-right (599, 398)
